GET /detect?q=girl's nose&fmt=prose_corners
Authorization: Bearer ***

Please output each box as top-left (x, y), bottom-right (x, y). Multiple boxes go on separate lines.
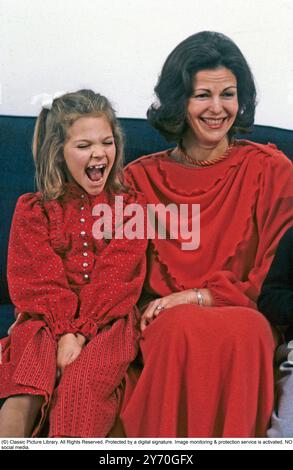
top-left (91, 145), bottom-right (105, 157)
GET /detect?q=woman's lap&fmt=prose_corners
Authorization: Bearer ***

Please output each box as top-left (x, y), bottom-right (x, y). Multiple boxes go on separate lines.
top-left (120, 304), bottom-right (275, 437)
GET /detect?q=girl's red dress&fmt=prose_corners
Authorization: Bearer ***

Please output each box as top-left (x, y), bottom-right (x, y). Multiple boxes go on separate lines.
top-left (0, 184), bottom-right (147, 437)
top-left (118, 140), bottom-right (293, 437)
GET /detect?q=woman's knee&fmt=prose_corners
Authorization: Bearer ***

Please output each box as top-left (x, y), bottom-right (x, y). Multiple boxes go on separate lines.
top-left (142, 304), bottom-right (205, 347)
top-left (143, 305), bottom-right (274, 353)
top-left (228, 307), bottom-right (275, 346)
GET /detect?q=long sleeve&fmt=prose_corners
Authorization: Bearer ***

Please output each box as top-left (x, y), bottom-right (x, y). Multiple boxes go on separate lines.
top-left (123, 144), bottom-right (293, 310)
top-left (8, 193), bottom-right (79, 339)
top-left (76, 237), bottom-right (146, 340)
top-left (258, 226), bottom-right (293, 325)
top-left (205, 148), bottom-right (293, 308)
top-left (75, 193), bottom-right (147, 340)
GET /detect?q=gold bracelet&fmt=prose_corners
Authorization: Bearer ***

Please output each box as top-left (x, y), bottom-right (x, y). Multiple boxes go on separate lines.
top-left (193, 288), bottom-right (205, 306)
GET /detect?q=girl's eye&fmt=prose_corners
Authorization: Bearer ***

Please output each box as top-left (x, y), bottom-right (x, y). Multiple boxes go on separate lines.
top-left (77, 144), bottom-right (90, 149)
top-left (104, 140), bottom-right (114, 146)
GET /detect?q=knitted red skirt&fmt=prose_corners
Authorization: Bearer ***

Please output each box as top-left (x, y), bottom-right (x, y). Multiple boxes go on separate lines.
top-left (0, 312), bottom-right (138, 437)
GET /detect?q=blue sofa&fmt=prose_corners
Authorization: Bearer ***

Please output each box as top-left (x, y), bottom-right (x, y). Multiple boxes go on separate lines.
top-left (0, 115), bottom-right (293, 339)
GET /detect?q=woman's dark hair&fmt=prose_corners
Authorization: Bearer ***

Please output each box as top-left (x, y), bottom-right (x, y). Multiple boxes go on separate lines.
top-left (147, 31), bottom-right (257, 142)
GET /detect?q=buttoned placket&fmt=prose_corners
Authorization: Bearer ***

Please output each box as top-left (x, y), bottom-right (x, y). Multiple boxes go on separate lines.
top-left (79, 194), bottom-right (90, 282)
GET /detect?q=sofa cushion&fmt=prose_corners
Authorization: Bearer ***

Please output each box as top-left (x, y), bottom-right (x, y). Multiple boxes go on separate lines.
top-left (0, 304), bottom-right (15, 339)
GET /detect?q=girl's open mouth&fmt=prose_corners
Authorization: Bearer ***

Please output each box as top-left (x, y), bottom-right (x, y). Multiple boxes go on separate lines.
top-left (85, 163), bottom-right (107, 182)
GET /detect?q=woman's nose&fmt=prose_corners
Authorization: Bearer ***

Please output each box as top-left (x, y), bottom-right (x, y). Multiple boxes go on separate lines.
top-left (209, 97), bottom-right (222, 113)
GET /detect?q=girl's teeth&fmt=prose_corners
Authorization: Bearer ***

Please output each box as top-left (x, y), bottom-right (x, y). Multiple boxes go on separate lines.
top-left (85, 164), bottom-right (107, 181)
top-left (88, 164), bottom-right (106, 169)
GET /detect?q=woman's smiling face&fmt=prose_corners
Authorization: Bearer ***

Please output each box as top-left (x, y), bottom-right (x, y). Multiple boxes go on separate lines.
top-left (63, 115), bottom-right (116, 196)
top-left (186, 67), bottom-right (239, 148)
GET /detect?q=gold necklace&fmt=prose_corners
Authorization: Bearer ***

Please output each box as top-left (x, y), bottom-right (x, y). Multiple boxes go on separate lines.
top-left (177, 142), bottom-right (234, 167)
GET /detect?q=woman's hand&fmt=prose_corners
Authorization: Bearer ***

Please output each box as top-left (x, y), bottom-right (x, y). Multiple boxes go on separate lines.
top-left (57, 333), bottom-right (85, 377)
top-left (140, 288), bottom-right (213, 332)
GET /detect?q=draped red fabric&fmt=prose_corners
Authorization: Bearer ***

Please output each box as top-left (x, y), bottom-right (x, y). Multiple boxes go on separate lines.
top-left (117, 140), bottom-right (293, 437)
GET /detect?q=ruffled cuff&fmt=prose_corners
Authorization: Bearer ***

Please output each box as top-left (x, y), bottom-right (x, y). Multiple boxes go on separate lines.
top-left (48, 317), bottom-right (99, 342)
top-left (205, 271), bottom-right (255, 308)
top-left (52, 319), bottom-right (81, 341)
top-left (74, 318), bottom-right (99, 341)
top-left (207, 288), bottom-right (232, 307)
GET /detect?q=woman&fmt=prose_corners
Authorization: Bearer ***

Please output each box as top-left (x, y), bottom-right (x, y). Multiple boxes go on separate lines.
top-left (118, 31), bottom-right (293, 437)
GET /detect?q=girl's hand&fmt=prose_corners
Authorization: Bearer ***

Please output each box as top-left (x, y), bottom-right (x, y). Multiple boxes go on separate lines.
top-left (57, 333), bottom-right (84, 377)
top-left (140, 288), bottom-right (213, 332)
top-left (76, 333), bottom-right (87, 348)
top-left (7, 314), bottom-right (21, 335)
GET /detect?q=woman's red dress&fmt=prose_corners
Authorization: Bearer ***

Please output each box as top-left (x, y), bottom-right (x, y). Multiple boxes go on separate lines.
top-left (119, 140), bottom-right (293, 437)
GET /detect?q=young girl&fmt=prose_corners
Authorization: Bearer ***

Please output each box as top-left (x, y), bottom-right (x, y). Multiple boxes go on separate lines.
top-left (0, 90), bottom-right (147, 437)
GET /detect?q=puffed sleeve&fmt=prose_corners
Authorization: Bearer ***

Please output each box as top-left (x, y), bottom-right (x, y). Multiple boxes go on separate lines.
top-left (7, 193), bottom-right (79, 339)
top-left (206, 148), bottom-right (293, 308)
top-left (75, 192), bottom-right (147, 340)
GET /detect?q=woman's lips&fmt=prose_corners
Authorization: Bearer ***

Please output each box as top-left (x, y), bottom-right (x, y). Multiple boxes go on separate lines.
top-left (200, 117), bottom-right (228, 129)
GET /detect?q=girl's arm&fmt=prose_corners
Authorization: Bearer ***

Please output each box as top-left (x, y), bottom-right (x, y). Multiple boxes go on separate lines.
top-left (8, 193), bottom-right (79, 339)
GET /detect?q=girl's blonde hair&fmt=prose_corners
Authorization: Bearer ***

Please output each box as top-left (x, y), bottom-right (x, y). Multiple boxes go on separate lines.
top-left (32, 89), bottom-right (125, 200)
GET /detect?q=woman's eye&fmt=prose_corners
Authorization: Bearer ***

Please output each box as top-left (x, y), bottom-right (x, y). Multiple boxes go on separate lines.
top-left (77, 144), bottom-right (90, 149)
top-left (104, 140), bottom-right (114, 146)
top-left (194, 93), bottom-right (209, 99)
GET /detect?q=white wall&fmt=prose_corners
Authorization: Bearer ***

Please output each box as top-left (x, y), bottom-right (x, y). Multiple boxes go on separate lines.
top-left (0, 0), bottom-right (292, 129)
